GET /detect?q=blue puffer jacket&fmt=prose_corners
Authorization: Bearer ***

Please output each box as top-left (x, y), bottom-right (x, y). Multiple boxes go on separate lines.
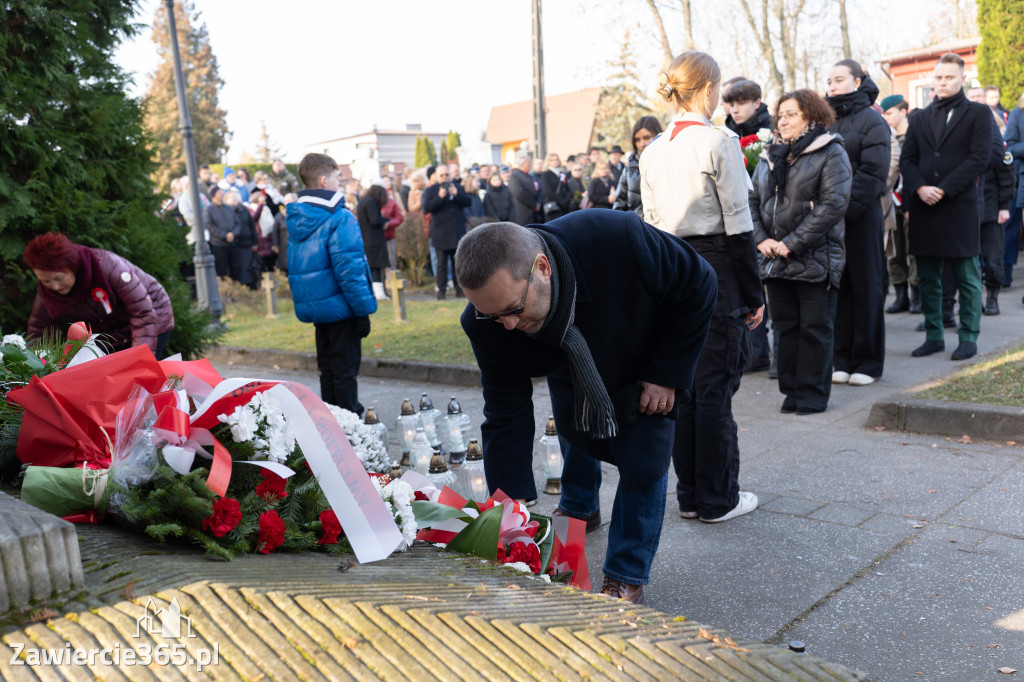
top-left (287, 189), bottom-right (377, 323)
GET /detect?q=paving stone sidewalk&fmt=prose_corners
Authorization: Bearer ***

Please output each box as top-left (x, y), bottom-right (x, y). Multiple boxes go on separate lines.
top-left (1, 525), bottom-right (863, 680)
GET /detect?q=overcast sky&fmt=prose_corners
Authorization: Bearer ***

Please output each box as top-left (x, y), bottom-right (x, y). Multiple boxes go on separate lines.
top-left (114, 0), bottom-right (936, 162)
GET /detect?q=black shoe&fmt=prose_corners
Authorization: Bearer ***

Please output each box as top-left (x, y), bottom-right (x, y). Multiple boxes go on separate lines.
top-left (886, 283), bottom-right (909, 313)
top-left (796, 405), bottom-right (826, 415)
top-left (912, 340), bottom-right (946, 357)
top-left (745, 356), bottom-right (771, 373)
top-left (983, 287), bottom-right (1000, 316)
top-left (552, 507), bottom-right (601, 533)
top-left (951, 341), bottom-right (977, 360)
top-left (781, 397), bottom-right (797, 414)
top-left (908, 285), bottom-right (922, 314)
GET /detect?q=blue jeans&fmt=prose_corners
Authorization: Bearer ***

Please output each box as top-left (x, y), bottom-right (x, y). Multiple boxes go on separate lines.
top-left (557, 438), bottom-right (668, 586)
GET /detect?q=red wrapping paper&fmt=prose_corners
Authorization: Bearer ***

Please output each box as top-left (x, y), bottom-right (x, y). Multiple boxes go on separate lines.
top-left (7, 345), bottom-right (166, 468)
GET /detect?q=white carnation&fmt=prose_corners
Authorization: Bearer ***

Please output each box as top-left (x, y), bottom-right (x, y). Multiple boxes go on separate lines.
top-left (756, 128), bottom-right (772, 143)
top-left (2, 334), bottom-right (27, 350)
top-left (379, 479), bottom-right (417, 549)
top-left (326, 403), bottom-right (392, 474)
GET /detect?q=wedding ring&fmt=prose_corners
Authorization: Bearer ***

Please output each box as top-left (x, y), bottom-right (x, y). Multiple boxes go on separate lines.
top-left (658, 401), bottom-right (667, 407)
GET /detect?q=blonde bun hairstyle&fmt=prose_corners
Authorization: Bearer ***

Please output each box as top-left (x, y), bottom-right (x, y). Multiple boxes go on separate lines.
top-left (658, 51), bottom-right (722, 118)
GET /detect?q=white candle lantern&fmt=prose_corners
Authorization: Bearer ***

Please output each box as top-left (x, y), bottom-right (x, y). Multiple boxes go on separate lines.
top-left (457, 438), bottom-right (488, 503)
top-left (395, 398), bottom-right (420, 467)
top-left (445, 396), bottom-right (468, 465)
top-left (539, 416), bottom-right (563, 495)
top-left (410, 427), bottom-right (433, 476)
top-left (418, 393), bottom-right (443, 450)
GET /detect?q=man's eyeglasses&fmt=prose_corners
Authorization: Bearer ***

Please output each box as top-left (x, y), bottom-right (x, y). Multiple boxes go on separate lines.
top-left (474, 253), bottom-right (542, 320)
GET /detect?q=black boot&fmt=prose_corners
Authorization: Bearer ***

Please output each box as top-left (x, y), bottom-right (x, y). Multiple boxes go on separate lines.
top-left (983, 286), bottom-right (1000, 316)
top-left (886, 283), bottom-right (909, 313)
top-left (908, 285), bottom-right (922, 314)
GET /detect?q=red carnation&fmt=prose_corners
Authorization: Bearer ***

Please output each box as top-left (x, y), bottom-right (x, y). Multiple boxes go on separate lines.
top-left (256, 469), bottom-right (288, 500)
top-left (413, 490), bottom-right (430, 501)
top-left (496, 545), bottom-right (506, 563)
top-left (257, 510), bottom-right (286, 554)
top-left (739, 134), bottom-right (759, 149)
top-left (201, 497), bottom-right (242, 537)
top-left (318, 509), bottom-right (342, 545)
top-left (507, 541), bottom-right (542, 574)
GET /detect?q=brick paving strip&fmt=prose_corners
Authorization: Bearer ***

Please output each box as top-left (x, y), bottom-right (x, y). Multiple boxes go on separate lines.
top-left (1, 524), bottom-right (867, 680)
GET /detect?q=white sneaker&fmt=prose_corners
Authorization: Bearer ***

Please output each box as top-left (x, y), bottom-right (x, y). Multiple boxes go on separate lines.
top-left (700, 492), bottom-right (759, 523)
top-left (832, 371), bottom-right (850, 384)
top-left (848, 373), bottom-right (876, 386)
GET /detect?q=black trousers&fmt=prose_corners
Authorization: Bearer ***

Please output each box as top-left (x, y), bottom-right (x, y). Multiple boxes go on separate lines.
top-left (980, 220), bottom-right (1005, 287)
top-left (314, 318), bottom-right (363, 415)
top-left (211, 243), bottom-right (233, 278)
top-left (672, 240), bottom-right (750, 518)
top-left (767, 279), bottom-right (837, 412)
top-left (834, 205), bottom-right (886, 378)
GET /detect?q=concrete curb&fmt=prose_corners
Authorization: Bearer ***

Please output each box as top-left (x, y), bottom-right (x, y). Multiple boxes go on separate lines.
top-left (867, 399), bottom-right (1024, 442)
top-left (206, 345), bottom-right (482, 387)
top-left (0, 492), bottom-right (84, 612)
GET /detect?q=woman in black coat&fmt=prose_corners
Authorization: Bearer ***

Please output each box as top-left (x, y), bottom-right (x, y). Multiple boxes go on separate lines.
top-left (482, 173), bottom-right (514, 222)
top-left (540, 153), bottom-right (572, 221)
top-left (750, 90), bottom-right (852, 413)
top-left (586, 162), bottom-right (616, 209)
top-left (614, 116), bottom-right (663, 216)
top-left (357, 184), bottom-right (390, 283)
top-left (825, 60), bottom-right (891, 386)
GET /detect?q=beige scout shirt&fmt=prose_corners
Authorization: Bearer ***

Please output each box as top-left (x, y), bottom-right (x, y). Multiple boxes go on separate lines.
top-left (640, 112), bottom-right (754, 239)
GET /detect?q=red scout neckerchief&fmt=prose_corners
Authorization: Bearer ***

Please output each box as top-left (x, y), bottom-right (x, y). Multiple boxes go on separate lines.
top-left (669, 119), bottom-right (708, 141)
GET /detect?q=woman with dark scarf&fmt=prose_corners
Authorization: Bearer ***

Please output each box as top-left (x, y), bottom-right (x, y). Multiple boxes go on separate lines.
top-left (613, 116), bottom-right (663, 216)
top-left (750, 89), bottom-right (852, 414)
top-left (24, 232), bottom-right (175, 357)
top-left (824, 59), bottom-right (891, 387)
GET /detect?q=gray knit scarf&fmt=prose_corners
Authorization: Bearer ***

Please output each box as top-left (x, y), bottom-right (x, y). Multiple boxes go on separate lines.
top-left (529, 230), bottom-right (618, 439)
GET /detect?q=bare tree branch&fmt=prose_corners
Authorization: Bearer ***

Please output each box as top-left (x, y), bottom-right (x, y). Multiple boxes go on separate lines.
top-left (644, 0), bottom-right (675, 67)
top-left (680, 0), bottom-right (696, 50)
top-left (837, 0), bottom-right (851, 58)
top-left (736, 0), bottom-right (785, 97)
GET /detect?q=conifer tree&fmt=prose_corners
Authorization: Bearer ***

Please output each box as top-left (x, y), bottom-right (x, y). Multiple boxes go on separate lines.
top-left (977, 0), bottom-right (1024, 111)
top-left (144, 1), bottom-right (230, 191)
top-left (414, 135), bottom-right (430, 167)
top-left (592, 31), bottom-right (656, 151)
top-left (0, 0), bottom-right (217, 357)
top-left (445, 131), bottom-right (462, 164)
top-left (426, 139), bottom-right (438, 166)
top-left (255, 121), bottom-right (281, 163)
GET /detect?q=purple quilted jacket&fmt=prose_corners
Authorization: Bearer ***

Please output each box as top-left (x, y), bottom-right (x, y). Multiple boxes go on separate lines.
top-left (27, 247), bottom-right (174, 352)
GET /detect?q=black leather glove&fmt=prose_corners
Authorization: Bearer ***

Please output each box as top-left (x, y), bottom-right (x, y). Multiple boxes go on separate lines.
top-left (355, 316), bottom-right (371, 338)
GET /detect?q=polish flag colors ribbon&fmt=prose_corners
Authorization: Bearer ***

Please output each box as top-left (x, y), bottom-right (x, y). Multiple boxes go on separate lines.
top-left (91, 287), bottom-right (112, 314)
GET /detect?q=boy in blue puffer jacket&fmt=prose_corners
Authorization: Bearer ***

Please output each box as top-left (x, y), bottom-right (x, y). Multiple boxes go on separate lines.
top-left (287, 153), bottom-right (377, 415)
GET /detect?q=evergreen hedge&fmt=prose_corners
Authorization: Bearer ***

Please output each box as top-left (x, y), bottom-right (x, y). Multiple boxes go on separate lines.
top-left (977, 0), bottom-right (1024, 110)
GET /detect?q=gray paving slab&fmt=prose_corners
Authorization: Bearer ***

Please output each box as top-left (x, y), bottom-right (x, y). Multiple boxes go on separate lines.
top-left (783, 535), bottom-right (1024, 680)
top-left (939, 459), bottom-right (1024, 536)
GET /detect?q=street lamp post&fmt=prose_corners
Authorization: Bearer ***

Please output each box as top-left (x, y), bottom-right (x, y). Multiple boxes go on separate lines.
top-left (164, 0), bottom-right (222, 321)
top-left (531, 0), bottom-right (547, 160)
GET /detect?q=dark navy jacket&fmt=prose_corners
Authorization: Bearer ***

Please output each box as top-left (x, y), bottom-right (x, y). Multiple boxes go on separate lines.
top-left (461, 210), bottom-right (717, 498)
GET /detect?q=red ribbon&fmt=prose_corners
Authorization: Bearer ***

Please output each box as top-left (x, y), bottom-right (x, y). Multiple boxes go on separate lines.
top-left (669, 120), bottom-right (708, 141)
top-left (152, 403), bottom-right (233, 497)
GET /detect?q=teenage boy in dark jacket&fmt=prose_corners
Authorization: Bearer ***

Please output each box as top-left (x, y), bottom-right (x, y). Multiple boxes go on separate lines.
top-left (723, 80), bottom-right (773, 138)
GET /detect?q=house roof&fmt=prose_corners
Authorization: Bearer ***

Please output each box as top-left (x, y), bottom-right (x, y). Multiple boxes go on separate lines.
top-left (485, 88), bottom-right (604, 156)
top-left (307, 129), bottom-right (448, 147)
top-left (877, 37), bottom-right (980, 65)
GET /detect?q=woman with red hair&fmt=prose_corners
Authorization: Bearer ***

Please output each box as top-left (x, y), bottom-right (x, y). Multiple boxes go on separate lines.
top-left (23, 233), bottom-right (175, 357)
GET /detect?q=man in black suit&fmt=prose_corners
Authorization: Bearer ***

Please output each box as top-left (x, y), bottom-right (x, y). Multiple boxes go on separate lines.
top-left (900, 52), bottom-right (995, 361)
top-left (509, 153), bottom-right (542, 225)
